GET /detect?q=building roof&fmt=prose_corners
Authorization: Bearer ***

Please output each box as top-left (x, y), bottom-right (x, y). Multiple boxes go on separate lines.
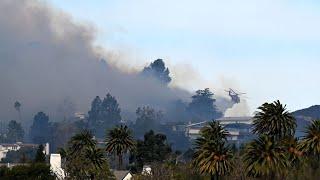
top-left (113, 170), bottom-right (131, 180)
top-left (0, 143), bottom-right (38, 148)
top-left (217, 116), bottom-right (252, 121)
top-left (216, 116), bottom-right (253, 125)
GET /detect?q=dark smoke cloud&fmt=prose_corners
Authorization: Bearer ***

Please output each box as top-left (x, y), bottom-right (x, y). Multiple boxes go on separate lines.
top-left (0, 0), bottom-right (191, 124)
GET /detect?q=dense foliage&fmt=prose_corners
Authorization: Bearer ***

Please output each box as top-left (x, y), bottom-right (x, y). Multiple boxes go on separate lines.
top-left (34, 144), bottom-right (46, 163)
top-left (62, 130), bottom-right (114, 179)
top-left (188, 88), bottom-right (222, 122)
top-left (88, 94), bottom-right (122, 138)
top-left (0, 163), bottom-right (55, 180)
top-left (135, 106), bottom-right (163, 138)
top-left (142, 59), bottom-right (172, 85)
top-left (133, 130), bottom-right (172, 170)
top-left (6, 120), bottom-right (24, 143)
top-left (30, 112), bottom-right (51, 144)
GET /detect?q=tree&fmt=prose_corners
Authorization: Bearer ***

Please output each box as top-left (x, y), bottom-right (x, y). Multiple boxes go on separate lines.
top-left (300, 120), bottom-right (320, 156)
top-left (30, 112), bottom-right (51, 144)
top-left (88, 96), bottom-right (102, 123)
top-left (142, 59), bottom-right (172, 85)
top-left (134, 130), bottom-right (172, 169)
top-left (252, 100), bottom-right (296, 141)
top-left (14, 101), bottom-right (22, 122)
top-left (243, 135), bottom-right (289, 179)
top-left (88, 94), bottom-right (122, 138)
top-left (34, 144), bottom-right (46, 163)
top-left (135, 106), bottom-right (163, 137)
top-left (0, 163), bottom-right (55, 179)
top-left (64, 130), bottom-right (114, 179)
top-left (187, 88), bottom-right (222, 122)
top-left (106, 125), bottom-right (135, 169)
top-left (7, 120), bottom-right (24, 143)
top-left (299, 120), bottom-right (320, 170)
top-left (49, 120), bottom-right (83, 153)
top-left (193, 121), bottom-right (233, 180)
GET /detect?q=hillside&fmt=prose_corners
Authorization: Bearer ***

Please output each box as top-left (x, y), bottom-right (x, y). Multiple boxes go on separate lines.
top-left (293, 105), bottom-right (320, 136)
top-left (293, 105), bottom-right (320, 119)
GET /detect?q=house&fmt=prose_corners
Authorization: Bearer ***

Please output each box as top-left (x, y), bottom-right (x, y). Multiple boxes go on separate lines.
top-left (185, 117), bottom-right (254, 143)
top-left (216, 116), bottom-right (253, 125)
top-left (113, 170), bottom-right (133, 180)
top-left (0, 142), bottom-right (47, 160)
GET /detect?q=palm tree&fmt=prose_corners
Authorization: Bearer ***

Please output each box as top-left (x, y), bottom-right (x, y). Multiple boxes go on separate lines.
top-left (14, 101), bottom-right (21, 122)
top-left (243, 135), bottom-right (289, 179)
top-left (106, 125), bottom-right (135, 170)
top-left (282, 137), bottom-right (303, 166)
top-left (299, 120), bottom-right (320, 170)
top-left (193, 121), bottom-right (233, 180)
top-left (66, 130), bottom-right (109, 179)
top-left (69, 129), bottom-right (96, 155)
top-left (300, 120), bottom-right (320, 156)
top-left (253, 100), bottom-right (296, 141)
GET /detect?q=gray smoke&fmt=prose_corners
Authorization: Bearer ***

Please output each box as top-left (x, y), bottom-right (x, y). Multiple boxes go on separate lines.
top-left (0, 0), bottom-right (192, 124)
top-left (0, 0), bottom-right (239, 127)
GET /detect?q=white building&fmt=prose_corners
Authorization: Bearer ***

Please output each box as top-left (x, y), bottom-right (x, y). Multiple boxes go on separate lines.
top-left (216, 116), bottom-right (253, 125)
top-left (50, 154), bottom-right (65, 179)
top-left (185, 117), bottom-right (254, 142)
top-left (0, 142), bottom-right (46, 160)
top-left (0, 144), bottom-right (21, 160)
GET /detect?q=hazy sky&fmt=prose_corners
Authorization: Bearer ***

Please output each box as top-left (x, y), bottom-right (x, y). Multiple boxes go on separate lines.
top-left (45, 0), bottom-right (320, 113)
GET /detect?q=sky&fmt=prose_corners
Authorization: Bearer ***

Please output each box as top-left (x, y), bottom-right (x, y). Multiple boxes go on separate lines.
top-left (45, 0), bottom-right (320, 113)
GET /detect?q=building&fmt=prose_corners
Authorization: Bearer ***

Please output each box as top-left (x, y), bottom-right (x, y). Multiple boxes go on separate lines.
top-left (185, 121), bottom-right (208, 140)
top-left (185, 117), bottom-right (254, 143)
top-left (217, 116), bottom-right (253, 143)
top-left (50, 154), bottom-right (65, 179)
top-left (113, 170), bottom-right (133, 180)
top-left (0, 142), bottom-right (47, 160)
top-left (216, 116), bottom-right (253, 125)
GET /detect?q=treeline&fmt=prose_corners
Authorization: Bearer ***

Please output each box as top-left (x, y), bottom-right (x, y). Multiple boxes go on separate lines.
top-left (51, 100), bottom-right (320, 180)
top-left (1, 59), bottom-right (224, 152)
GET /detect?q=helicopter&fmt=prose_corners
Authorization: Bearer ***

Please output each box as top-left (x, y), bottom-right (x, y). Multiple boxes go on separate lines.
top-left (225, 88), bottom-right (246, 104)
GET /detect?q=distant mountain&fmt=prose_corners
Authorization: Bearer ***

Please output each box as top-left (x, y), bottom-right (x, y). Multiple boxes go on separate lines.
top-left (292, 105), bottom-right (320, 137)
top-left (293, 105), bottom-right (320, 119)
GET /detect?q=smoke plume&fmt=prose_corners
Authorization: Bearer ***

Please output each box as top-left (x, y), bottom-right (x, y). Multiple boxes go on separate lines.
top-left (0, 0), bottom-right (247, 126)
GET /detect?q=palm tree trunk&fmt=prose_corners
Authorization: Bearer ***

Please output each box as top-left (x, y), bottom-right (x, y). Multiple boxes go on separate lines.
top-left (211, 174), bottom-right (220, 180)
top-left (118, 154), bottom-right (123, 170)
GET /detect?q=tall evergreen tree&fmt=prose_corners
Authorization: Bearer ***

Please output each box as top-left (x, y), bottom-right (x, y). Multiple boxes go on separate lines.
top-left (134, 130), bottom-right (172, 168)
top-left (7, 120), bottom-right (24, 143)
top-left (30, 112), bottom-right (51, 144)
top-left (34, 144), bottom-right (46, 163)
top-left (135, 106), bottom-right (163, 137)
top-left (88, 94), bottom-right (121, 138)
top-left (88, 96), bottom-right (102, 125)
top-left (142, 59), bottom-right (172, 85)
top-left (187, 88), bottom-right (222, 122)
